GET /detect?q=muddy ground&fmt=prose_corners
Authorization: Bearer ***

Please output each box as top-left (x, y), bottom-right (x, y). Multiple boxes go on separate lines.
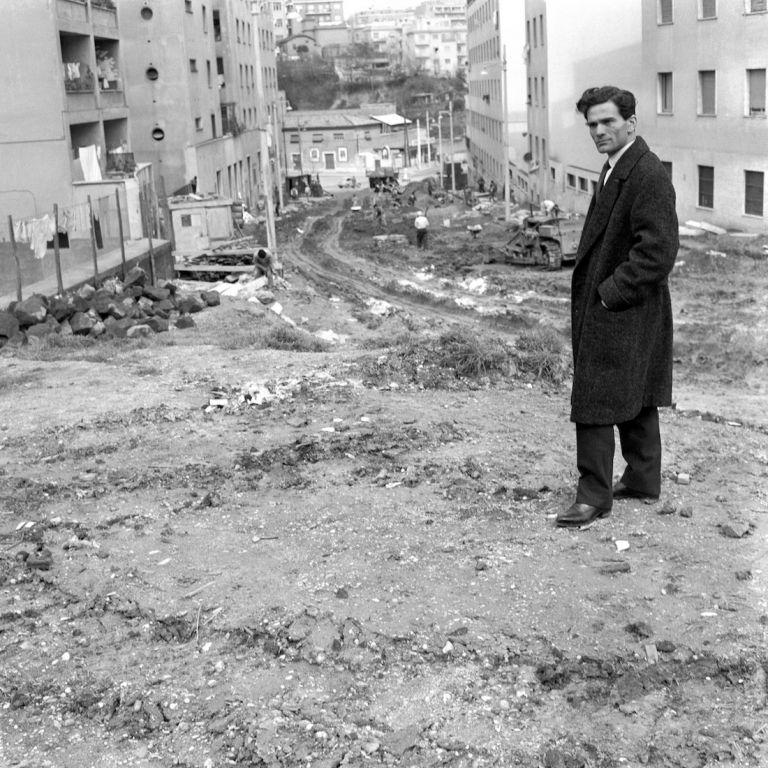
top-left (1, 189), bottom-right (768, 768)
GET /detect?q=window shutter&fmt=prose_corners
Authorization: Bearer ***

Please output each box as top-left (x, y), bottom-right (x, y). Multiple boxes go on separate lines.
top-left (751, 0), bottom-right (767, 12)
top-left (660, 0), bottom-right (673, 23)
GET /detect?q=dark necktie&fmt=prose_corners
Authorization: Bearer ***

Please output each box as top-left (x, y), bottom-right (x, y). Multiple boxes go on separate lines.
top-left (596, 161), bottom-right (611, 197)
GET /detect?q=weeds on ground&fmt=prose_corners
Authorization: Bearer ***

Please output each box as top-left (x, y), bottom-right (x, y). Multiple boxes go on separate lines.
top-left (513, 327), bottom-right (571, 385)
top-left (356, 328), bottom-right (513, 388)
top-left (217, 322), bottom-right (328, 352)
top-left (1, 334), bottom-right (165, 363)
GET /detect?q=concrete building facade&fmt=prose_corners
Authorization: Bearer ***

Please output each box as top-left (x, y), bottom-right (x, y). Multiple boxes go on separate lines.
top-left (120, 0), bottom-right (265, 202)
top-left (639, 0), bottom-right (768, 231)
top-left (0, 0), bottom-right (133, 219)
top-left (465, 0), bottom-right (528, 196)
top-left (523, 0), bottom-right (642, 213)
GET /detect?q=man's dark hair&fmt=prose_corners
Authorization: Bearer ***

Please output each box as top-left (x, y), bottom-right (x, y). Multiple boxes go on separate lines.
top-left (576, 86), bottom-right (636, 119)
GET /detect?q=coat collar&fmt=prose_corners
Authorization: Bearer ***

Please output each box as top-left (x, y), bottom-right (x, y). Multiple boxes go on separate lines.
top-left (576, 136), bottom-right (650, 262)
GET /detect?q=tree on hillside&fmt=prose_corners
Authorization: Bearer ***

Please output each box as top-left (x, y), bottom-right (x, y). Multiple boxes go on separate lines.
top-left (278, 57), bottom-right (341, 110)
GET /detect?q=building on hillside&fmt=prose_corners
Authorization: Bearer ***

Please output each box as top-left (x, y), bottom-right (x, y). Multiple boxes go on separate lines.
top-left (290, 0), bottom-right (345, 26)
top-left (403, 15), bottom-right (467, 76)
top-left (0, 0), bottom-right (147, 237)
top-left (278, 32), bottom-right (323, 58)
top-left (281, 105), bottom-right (434, 181)
top-left (120, 0), bottom-right (266, 204)
top-left (639, 0), bottom-right (767, 231)
top-left (465, 0), bottom-right (527, 199)
top-left (522, 0), bottom-right (642, 213)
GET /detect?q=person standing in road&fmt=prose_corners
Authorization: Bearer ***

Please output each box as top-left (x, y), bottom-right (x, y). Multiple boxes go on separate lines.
top-left (414, 210), bottom-right (430, 248)
top-left (556, 86), bottom-right (679, 529)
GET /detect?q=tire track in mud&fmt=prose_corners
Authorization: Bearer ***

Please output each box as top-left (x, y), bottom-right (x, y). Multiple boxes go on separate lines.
top-left (282, 208), bottom-right (536, 335)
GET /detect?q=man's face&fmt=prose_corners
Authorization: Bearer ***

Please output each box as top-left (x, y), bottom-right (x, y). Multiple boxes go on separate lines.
top-left (585, 101), bottom-right (636, 156)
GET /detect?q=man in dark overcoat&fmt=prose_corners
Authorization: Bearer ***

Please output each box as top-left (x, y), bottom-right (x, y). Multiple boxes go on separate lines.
top-left (556, 86), bottom-right (679, 528)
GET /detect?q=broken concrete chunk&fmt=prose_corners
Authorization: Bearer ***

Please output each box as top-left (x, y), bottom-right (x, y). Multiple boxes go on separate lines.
top-left (126, 324), bottom-right (153, 339)
top-left (69, 311), bottom-right (96, 335)
top-left (175, 315), bottom-right (196, 329)
top-left (124, 266), bottom-right (148, 288)
top-left (142, 285), bottom-right (171, 302)
top-left (675, 472), bottom-right (691, 485)
top-left (13, 295), bottom-right (48, 327)
top-left (719, 521), bottom-right (751, 539)
top-left (201, 290), bottom-right (221, 307)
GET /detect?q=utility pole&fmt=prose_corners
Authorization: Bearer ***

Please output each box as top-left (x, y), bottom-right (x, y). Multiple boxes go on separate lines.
top-left (448, 96), bottom-right (456, 194)
top-left (437, 116), bottom-right (443, 189)
top-left (502, 46), bottom-right (510, 222)
top-left (425, 111), bottom-right (431, 163)
top-left (272, 106), bottom-right (284, 213)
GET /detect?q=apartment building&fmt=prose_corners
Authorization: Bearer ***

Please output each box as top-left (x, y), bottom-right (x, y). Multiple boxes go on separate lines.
top-left (522, 0), bottom-right (643, 212)
top-left (403, 15), bottom-right (468, 76)
top-left (0, 0), bottom-right (134, 219)
top-left (120, 0), bottom-right (264, 201)
top-left (465, 0), bottom-right (527, 195)
top-left (640, 0), bottom-right (768, 230)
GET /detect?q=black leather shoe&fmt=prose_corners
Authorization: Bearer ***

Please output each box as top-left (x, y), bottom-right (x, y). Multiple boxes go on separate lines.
top-left (612, 481), bottom-right (659, 501)
top-left (556, 503), bottom-right (611, 527)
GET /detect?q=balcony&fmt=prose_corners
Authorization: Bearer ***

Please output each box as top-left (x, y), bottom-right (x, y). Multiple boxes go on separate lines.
top-left (57, 0), bottom-right (88, 25)
top-left (91, 0), bottom-right (118, 33)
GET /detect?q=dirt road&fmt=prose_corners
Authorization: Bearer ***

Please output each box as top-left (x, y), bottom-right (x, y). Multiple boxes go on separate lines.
top-left (1, 194), bottom-right (767, 767)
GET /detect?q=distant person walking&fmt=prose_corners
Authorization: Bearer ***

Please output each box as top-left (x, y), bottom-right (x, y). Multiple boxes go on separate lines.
top-left (488, 180), bottom-right (497, 202)
top-left (414, 210), bottom-right (429, 249)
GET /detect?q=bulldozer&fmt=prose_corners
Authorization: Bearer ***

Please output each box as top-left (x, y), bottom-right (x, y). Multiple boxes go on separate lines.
top-left (495, 213), bottom-right (583, 270)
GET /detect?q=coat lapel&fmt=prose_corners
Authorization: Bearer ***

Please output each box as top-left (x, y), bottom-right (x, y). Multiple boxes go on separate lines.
top-left (575, 137), bottom-right (650, 263)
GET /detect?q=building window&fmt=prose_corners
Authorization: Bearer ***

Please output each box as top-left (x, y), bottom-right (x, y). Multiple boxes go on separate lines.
top-left (189, 59), bottom-right (198, 73)
top-left (312, 133), bottom-right (323, 143)
top-left (566, 173), bottom-right (576, 188)
top-left (333, 132), bottom-right (344, 140)
top-left (658, 72), bottom-right (673, 113)
top-left (289, 133), bottom-right (299, 143)
top-left (748, 0), bottom-right (767, 12)
top-left (309, 147), bottom-right (320, 162)
top-left (698, 165), bottom-right (714, 208)
top-left (699, 0), bottom-right (716, 18)
top-left (658, 0), bottom-right (673, 23)
top-left (338, 147), bottom-right (348, 161)
top-left (202, 5), bottom-right (207, 31)
top-left (747, 69), bottom-right (766, 116)
top-left (578, 177), bottom-right (588, 192)
top-left (698, 70), bottom-right (716, 115)
top-left (195, 117), bottom-right (203, 131)
top-left (745, 170), bottom-right (764, 215)
top-left (185, 0), bottom-right (192, 12)
top-left (206, 60), bottom-right (212, 87)
top-left (661, 161), bottom-right (673, 179)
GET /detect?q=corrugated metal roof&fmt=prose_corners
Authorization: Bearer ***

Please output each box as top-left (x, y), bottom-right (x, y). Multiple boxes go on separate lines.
top-left (370, 113), bottom-right (411, 127)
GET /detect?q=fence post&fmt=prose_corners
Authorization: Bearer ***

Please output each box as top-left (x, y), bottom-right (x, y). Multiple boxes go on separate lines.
top-left (115, 188), bottom-right (127, 281)
top-left (139, 189), bottom-right (156, 283)
top-left (158, 175), bottom-right (175, 249)
top-left (53, 204), bottom-right (64, 295)
top-left (7, 215), bottom-right (22, 302)
top-left (87, 195), bottom-right (99, 280)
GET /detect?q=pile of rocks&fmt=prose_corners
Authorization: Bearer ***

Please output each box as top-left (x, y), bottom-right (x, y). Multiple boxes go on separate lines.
top-left (0, 267), bottom-right (221, 347)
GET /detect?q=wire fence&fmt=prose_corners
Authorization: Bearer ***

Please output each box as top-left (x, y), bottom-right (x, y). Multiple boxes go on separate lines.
top-left (1, 187), bottom-right (160, 303)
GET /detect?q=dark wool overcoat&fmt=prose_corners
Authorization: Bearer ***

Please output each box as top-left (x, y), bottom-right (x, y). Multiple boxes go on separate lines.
top-left (571, 136), bottom-right (678, 425)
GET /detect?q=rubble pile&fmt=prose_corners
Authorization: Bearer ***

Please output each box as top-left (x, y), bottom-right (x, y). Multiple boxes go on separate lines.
top-left (0, 266), bottom-right (221, 347)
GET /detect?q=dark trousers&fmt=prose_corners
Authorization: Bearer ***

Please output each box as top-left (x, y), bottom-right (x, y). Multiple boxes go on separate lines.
top-left (416, 229), bottom-right (427, 248)
top-left (575, 406), bottom-right (661, 508)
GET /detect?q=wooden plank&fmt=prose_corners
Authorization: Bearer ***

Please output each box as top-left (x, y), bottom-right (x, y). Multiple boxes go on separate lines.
top-left (174, 263), bottom-right (253, 273)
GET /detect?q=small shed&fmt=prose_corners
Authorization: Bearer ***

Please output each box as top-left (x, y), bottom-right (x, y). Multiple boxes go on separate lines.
top-left (168, 195), bottom-right (235, 256)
